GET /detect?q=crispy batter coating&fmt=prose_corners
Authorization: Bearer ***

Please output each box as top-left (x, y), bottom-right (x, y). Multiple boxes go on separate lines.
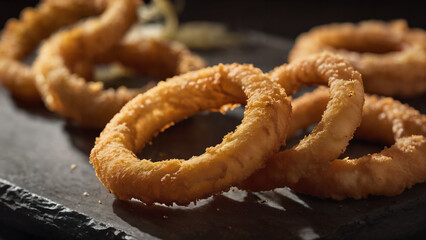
top-left (0, 0), bottom-right (104, 101)
top-left (90, 64), bottom-right (292, 205)
top-left (289, 20), bottom-right (426, 97)
top-left (288, 87), bottom-right (426, 199)
top-left (239, 52), bottom-right (364, 190)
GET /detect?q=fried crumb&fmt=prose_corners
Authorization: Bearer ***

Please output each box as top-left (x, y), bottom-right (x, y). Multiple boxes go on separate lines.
top-left (158, 152), bottom-right (167, 159)
top-left (216, 208), bottom-right (220, 211)
top-left (70, 164), bottom-right (77, 171)
top-left (83, 192), bottom-right (89, 197)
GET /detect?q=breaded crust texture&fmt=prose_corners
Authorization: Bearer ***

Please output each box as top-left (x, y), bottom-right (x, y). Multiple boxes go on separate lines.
top-left (240, 52), bottom-right (364, 191)
top-left (90, 64), bottom-right (292, 205)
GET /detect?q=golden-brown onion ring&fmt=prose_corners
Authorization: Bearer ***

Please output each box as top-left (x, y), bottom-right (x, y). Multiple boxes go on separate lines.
top-left (239, 52), bottom-right (364, 191)
top-left (35, 36), bottom-right (205, 127)
top-left (34, 0), bottom-right (152, 127)
top-left (90, 64), bottom-right (292, 206)
top-left (288, 87), bottom-right (426, 199)
top-left (0, 0), bottom-right (104, 101)
top-left (35, 0), bottom-right (205, 128)
top-left (289, 20), bottom-right (426, 97)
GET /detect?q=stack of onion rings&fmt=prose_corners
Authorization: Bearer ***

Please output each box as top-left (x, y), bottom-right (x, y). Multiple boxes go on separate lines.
top-left (289, 20), bottom-right (426, 97)
top-left (239, 52), bottom-right (364, 191)
top-left (90, 50), bottom-right (425, 204)
top-left (287, 87), bottom-right (426, 199)
top-left (0, 0), bottom-right (204, 115)
top-left (90, 63), bottom-right (292, 205)
top-left (3, 1), bottom-right (425, 205)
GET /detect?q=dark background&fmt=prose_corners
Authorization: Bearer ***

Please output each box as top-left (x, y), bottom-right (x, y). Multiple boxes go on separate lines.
top-left (1, 0), bottom-right (425, 40)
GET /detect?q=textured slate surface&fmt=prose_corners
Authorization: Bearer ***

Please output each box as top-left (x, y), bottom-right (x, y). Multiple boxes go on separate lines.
top-left (0, 32), bottom-right (425, 239)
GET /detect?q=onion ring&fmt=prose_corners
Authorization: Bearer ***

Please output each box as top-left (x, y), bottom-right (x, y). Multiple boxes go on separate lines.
top-left (239, 52), bottom-right (364, 191)
top-left (33, 0), bottom-right (140, 127)
top-left (34, 0), bottom-right (203, 128)
top-left (0, 0), bottom-right (105, 101)
top-left (288, 87), bottom-right (426, 199)
top-left (289, 20), bottom-right (426, 97)
top-left (90, 64), bottom-right (292, 205)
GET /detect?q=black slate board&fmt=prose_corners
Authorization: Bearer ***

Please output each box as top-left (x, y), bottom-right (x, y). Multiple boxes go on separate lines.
top-left (0, 31), bottom-right (425, 240)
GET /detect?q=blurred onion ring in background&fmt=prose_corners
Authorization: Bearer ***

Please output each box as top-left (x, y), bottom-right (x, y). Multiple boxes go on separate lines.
top-left (240, 52), bottom-right (364, 191)
top-left (0, 0), bottom-right (104, 101)
top-left (289, 20), bottom-right (426, 97)
top-left (34, 0), bottom-right (204, 128)
top-left (34, 0), bottom-right (140, 127)
top-left (288, 87), bottom-right (426, 199)
top-left (90, 64), bottom-right (292, 206)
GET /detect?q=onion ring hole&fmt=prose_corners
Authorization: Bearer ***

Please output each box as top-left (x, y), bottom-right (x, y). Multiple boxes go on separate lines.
top-left (138, 107), bottom-right (244, 162)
